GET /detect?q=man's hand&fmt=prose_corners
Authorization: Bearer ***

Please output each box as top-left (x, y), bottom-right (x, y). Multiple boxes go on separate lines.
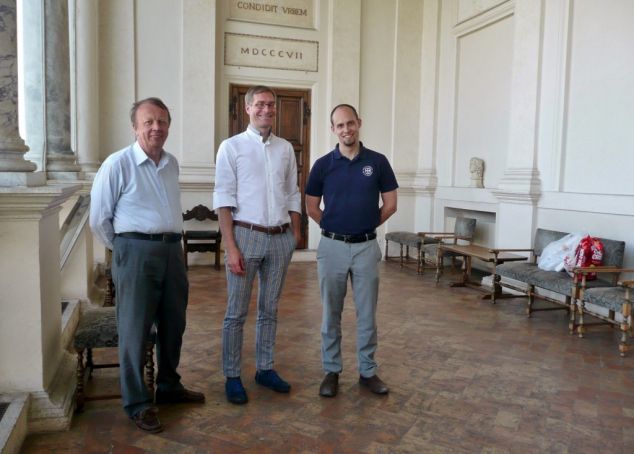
top-left (226, 246), bottom-right (245, 276)
top-left (217, 207), bottom-right (245, 275)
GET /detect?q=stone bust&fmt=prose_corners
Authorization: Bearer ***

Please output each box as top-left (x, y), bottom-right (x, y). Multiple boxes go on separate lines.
top-left (469, 157), bottom-right (484, 188)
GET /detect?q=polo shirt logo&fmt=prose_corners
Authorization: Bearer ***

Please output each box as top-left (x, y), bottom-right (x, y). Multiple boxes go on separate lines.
top-left (362, 165), bottom-right (373, 177)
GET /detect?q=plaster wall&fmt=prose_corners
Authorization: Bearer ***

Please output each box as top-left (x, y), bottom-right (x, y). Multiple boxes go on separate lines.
top-left (0, 220), bottom-right (44, 390)
top-left (92, 0), bottom-right (634, 268)
top-left (0, 211), bottom-right (62, 392)
top-left (561, 0), bottom-right (634, 195)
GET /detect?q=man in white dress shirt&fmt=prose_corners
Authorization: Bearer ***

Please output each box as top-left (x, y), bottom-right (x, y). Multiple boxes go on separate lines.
top-left (90, 97), bottom-right (204, 433)
top-left (213, 85), bottom-right (301, 404)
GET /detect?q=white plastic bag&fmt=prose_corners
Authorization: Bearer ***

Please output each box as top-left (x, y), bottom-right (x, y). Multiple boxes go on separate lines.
top-left (537, 232), bottom-right (587, 271)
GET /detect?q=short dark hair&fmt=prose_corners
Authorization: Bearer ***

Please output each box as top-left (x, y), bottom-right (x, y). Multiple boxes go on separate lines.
top-left (245, 85), bottom-right (276, 105)
top-left (330, 104), bottom-right (359, 125)
top-left (130, 97), bottom-right (172, 126)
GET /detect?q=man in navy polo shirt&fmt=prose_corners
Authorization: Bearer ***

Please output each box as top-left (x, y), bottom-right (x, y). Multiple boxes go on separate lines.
top-left (305, 104), bottom-right (398, 397)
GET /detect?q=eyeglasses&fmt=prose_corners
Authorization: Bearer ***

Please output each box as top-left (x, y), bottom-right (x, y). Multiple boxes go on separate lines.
top-left (251, 102), bottom-right (276, 109)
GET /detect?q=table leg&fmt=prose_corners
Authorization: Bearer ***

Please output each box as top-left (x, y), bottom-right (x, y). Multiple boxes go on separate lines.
top-left (435, 247), bottom-right (443, 283)
top-left (449, 254), bottom-right (470, 288)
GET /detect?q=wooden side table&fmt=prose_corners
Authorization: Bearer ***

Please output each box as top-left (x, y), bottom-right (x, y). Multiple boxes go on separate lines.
top-left (435, 244), bottom-right (528, 303)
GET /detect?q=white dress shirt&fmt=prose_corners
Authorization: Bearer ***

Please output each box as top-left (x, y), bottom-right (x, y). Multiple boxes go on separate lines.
top-left (213, 126), bottom-right (301, 226)
top-left (90, 142), bottom-right (183, 249)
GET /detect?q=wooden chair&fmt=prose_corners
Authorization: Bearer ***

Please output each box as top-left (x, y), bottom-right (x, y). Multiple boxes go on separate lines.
top-left (573, 269), bottom-right (634, 356)
top-left (73, 306), bottom-right (156, 411)
top-left (418, 217), bottom-right (477, 273)
top-left (182, 204), bottom-right (222, 270)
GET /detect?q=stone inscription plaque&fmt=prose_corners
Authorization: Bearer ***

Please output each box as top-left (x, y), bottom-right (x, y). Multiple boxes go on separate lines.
top-left (228, 0), bottom-right (314, 29)
top-left (225, 33), bottom-right (318, 72)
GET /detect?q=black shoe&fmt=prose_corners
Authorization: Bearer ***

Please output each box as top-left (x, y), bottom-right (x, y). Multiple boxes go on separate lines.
top-left (132, 407), bottom-right (163, 433)
top-left (155, 387), bottom-right (205, 404)
top-left (319, 372), bottom-right (339, 397)
top-left (359, 374), bottom-right (389, 395)
top-left (255, 369), bottom-right (291, 393)
top-left (225, 377), bottom-right (248, 404)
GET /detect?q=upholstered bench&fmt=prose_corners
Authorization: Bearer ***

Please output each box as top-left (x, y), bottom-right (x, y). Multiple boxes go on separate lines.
top-left (385, 232), bottom-right (427, 272)
top-left (73, 306), bottom-right (155, 411)
top-left (492, 229), bottom-right (626, 332)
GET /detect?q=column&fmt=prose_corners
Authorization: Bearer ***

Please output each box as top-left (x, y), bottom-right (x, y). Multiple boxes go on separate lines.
top-left (44, 0), bottom-right (82, 180)
top-left (20, 0), bottom-right (46, 171)
top-left (0, 0), bottom-right (43, 187)
top-left (73, 0), bottom-right (100, 177)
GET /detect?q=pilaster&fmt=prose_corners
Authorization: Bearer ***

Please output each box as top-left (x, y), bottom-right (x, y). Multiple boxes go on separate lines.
top-left (326, 0), bottom-right (361, 121)
top-left (493, 0), bottom-right (544, 247)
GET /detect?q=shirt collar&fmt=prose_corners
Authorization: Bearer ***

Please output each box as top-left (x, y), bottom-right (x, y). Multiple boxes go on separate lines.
top-left (133, 141), bottom-right (169, 168)
top-left (333, 142), bottom-right (365, 161)
top-left (246, 124), bottom-right (273, 143)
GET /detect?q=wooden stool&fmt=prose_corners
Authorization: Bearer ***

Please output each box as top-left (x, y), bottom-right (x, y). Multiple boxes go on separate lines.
top-left (73, 306), bottom-right (155, 411)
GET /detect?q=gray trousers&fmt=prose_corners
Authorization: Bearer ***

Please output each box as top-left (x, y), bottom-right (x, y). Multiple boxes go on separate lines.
top-left (223, 227), bottom-right (296, 377)
top-left (112, 236), bottom-right (188, 417)
top-left (317, 236), bottom-right (382, 377)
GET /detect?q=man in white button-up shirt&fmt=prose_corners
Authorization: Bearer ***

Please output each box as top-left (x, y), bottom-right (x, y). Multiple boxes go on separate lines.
top-left (213, 85), bottom-right (301, 404)
top-left (90, 98), bottom-right (204, 433)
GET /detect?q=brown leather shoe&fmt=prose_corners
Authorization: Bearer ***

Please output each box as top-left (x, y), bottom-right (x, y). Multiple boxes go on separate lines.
top-left (359, 374), bottom-right (389, 395)
top-left (133, 407), bottom-right (163, 433)
top-left (155, 388), bottom-right (205, 405)
top-left (319, 372), bottom-right (339, 397)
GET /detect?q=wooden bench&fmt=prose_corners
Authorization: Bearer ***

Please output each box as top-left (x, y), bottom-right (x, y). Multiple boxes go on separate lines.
top-left (384, 231), bottom-right (436, 273)
top-left (385, 217), bottom-right (476, 274)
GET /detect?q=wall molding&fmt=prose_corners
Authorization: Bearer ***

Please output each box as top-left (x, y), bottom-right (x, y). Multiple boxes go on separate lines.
top-left (454, 0), bottom-right (514, 37)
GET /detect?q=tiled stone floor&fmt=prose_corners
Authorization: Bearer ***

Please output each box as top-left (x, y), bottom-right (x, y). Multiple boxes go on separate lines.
top-left (22, 262), bottom-right (634, 453)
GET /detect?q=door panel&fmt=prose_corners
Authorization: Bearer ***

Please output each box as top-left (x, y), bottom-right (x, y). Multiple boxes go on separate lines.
top-left (229, 84), bottom-right (311, 249)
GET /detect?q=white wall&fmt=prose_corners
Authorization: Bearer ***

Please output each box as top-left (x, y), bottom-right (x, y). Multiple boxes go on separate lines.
top-left (454, 15), bottom-right (512, 189)
top-left (92, 0), bottom-right (634, 270)
top-left (562, 0), bottom-right (634, 195)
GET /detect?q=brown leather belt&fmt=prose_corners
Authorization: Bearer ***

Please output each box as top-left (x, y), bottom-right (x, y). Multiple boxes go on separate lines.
top-left (233, 220), bottom-right (289, 235)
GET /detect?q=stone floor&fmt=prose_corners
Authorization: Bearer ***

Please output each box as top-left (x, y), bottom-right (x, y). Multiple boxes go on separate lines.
top-left (22, 261), bottom-right (634, 453)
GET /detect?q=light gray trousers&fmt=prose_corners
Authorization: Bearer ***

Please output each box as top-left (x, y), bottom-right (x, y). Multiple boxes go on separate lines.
top-left (317, 236), bottom-right (382, 378)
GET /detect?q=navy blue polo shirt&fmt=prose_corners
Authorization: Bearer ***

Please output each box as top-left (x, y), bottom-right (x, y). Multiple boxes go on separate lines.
top-left (305, 143), bottom-right (398, 235)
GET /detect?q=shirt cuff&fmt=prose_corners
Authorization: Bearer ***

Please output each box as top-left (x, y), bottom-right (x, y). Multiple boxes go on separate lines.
top-left (212, 193), bottom-right (237, 211)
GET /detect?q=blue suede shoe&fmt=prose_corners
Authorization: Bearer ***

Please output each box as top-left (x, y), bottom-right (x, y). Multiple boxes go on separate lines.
top-left (225, 377), bottom-right (248, 404)
top-left (255, 369), bottom-right (291, 393)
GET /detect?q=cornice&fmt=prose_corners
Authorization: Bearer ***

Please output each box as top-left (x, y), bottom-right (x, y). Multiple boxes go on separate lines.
top-left (491, 168), bottom-right (542, 205)
top-left (0, 183), bottom-right (81, 220)
top-left (396, 169), bottom-right (438, 196)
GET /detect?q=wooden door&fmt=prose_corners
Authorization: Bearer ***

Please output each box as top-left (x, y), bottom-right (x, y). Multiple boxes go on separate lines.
top-left (229, 84), bottom-right (311, 249)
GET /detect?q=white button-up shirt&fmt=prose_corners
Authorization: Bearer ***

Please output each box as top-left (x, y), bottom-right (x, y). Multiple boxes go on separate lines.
top-left (90, 142), bottom-right (183, 249)
top-left (213, 126), bottom-right (301, 226)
